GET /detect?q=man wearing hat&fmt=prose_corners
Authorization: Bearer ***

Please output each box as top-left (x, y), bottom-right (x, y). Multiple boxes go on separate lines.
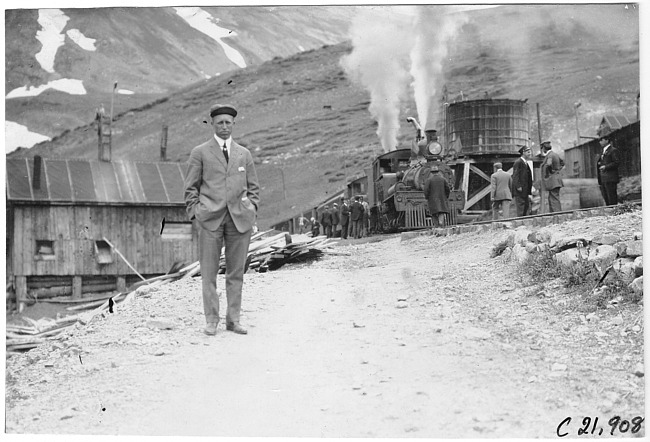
top-left (490, 162), bottom-right (512, 220)
top-left (512, 145), bottom-right (533, 217)
top-left (540, 140), bottom-right (564, 213)
top-left (184, 104), bottom-right (260, 336)
top-left (339, 197), bottom-right (350, 240)
top-left (596, 134), bottom-right (620, 206)
top-left (423, 164), bottom-right (450, 228)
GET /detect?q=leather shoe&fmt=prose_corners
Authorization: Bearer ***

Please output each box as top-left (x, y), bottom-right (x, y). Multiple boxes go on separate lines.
top-left (226, 323), bottom-right (248, 335)
top-left (204, 322), bottom-right (218, 336)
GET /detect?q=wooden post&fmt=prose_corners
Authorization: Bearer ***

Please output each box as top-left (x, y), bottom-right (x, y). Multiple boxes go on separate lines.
top-left (116, 276), bottom-right (126, 293)
top-left (536, 103), bottom-right (542, 147)
top-left (160, 125), bottom-right (168, 161)
top-left (72, 276), bottom-right (82, 299)
top-left (15, 276), bottom-right (27, 313)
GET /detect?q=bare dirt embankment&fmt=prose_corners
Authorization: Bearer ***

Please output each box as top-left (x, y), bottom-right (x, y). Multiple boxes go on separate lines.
top-left (5, 211), bottom-right (644, 438)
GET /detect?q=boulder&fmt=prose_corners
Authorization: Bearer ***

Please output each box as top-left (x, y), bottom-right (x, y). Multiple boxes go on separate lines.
top-left (525, 242), bottom-right (538, 254)
top-left (624, 240), bottom-right (643, 257)
top-left (552, 236), bottom-right (590, 252)
top-left (634, 256), bottom-right (643, 277)
top-left (512, 244), bottom-right (532, 264)
top-left (588, 245), bottom-right (619, 274)
top-left (555, 248), bottom-right (588, 268)
top-left (611, 258), bottom-right (636, 283)
top-left (592, 234), bottom-right (620, 245)
top-left (513, 228), bottom-right (534, 247)
top-left (628, 276), bottom-right (643, 295)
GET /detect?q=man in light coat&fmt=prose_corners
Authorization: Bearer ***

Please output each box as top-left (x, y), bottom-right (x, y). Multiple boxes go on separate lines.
top-left (490, 162), bottom-right (512, 220)
top-left (540, 140), bottom-right (564, 213)
top-left (184, 103), bottom-right (260, 336)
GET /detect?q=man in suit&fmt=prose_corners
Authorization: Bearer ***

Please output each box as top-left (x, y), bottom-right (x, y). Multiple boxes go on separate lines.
top-left (184, 103), bottom-right (260, 336)
top-left (512, 145), bottom-right (533, 217)
top-left (350, 196), bottom-right (364, 239)
top-left (597, 134), bottom-right (620, 206)
top-left (490, 162), bottom-right (512, 220)
top-left (331, 203), bottom-right (340, 237)
top-left (320, 205), bottom-right (332, 238)
top-left (423, 165), bottom-right (450, 228)
top-left (339, 197), bottom-right (350, 239)
top-left (540, 140), bottom-right (564, 213)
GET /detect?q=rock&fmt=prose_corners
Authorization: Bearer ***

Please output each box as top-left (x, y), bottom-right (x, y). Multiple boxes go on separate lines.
top-left (513, 228), bottom-right (534, 246)
top-left (611, 258), bottom-right (637, 283)
top-left (611, 316), bottom-right (624, 326)
top-left (146, 319), bottom-right (175, 330)
top-left (512, 244), bottom-right (531, 264)
top-left (586, 312), bottom-right (599, 322)
top-left (525, 242), bottom-right (537, 254)
top-left (628, 276), bottom-right (643, 295)
top-left (551, 362), bottom-right (567, 371)
top-left (593, 234), bottom-right (620, 245)
top-left (552, 235), bottom-right (591, 252)
top-left (624, 240), bottom-right (643, 257)
top-left (588, 245), bottom-right (618, 274)
top-left (555, 248), bottom-right (587, 268)
top-left (634, 256), bottom-right (643, 276)
top-left (395, 301), bottom-right (409, 309)
top-left (634, 231), bottom-right (643, 240)
top-left (633, 363), bottom-right (644, 377)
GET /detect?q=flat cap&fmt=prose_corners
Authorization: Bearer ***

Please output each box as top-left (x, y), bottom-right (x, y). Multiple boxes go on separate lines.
top-left (209, 103), bottom-right (238, 118)
top-left (541, 140), bottom-right (551, 146)
top-left (494, 162), bottom-right (503, 169)
top-left (430, 164), bottom-right (440, 172)
top-left (518, 145), bottom-right (531, 154)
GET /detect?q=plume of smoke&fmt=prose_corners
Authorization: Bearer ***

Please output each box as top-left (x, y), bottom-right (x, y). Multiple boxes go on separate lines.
top-left (410, 6), bottom-right (470, 130)
top-left (341, 7), bottom-right (415, 152)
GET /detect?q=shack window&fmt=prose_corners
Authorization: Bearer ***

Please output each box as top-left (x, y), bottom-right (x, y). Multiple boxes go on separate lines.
top-left (161, 222), bottom-right (193, 241)
top-left (94, 240), bottom-right (113, 264)
top-left (35, 240), bottom-right (55, 261)
top-left (573, 161), bottom-right (580, 177)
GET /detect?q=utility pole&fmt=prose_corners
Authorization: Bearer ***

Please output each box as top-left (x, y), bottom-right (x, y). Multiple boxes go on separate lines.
top-left (110, 81), bottom-right (117, 136)
top-left (574, 102), bottom-right (581, 146)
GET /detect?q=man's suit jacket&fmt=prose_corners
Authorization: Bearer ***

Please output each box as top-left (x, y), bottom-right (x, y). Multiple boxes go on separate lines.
top-left (541, 150), bottom-right (564, 190)
top-left (184, 138), bottom-right (260, 233)
top-left (597, 145), bottom-right (621, 184)
top-left (512, 157), bottom-right (533, 198)
top-left (350, 201), bottom-right (364, 221)
top-left (490, 169), bottom-right (512, 201)
top-left (340, 203), bottom-right (350, 224)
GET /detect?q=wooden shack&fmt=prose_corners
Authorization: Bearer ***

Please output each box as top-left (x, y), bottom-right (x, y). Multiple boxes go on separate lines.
top-left (5, 157), bottom-right (198, 310)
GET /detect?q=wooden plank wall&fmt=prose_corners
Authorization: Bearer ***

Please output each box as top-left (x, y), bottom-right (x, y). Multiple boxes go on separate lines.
top-left (9, 205), bottom-right (198, 277)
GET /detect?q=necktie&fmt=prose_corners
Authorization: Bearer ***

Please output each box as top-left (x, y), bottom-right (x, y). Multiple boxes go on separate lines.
top-left (222, 143), bottom-right (229, 163)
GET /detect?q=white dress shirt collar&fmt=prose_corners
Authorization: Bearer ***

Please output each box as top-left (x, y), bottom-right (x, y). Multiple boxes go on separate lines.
top-left (214, 135), bottom-right (231, 154)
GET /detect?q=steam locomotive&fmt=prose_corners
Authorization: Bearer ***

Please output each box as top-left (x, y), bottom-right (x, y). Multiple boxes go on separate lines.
top-left (369, 98), bottom-right (532, 232)
top-left (369, 118), bottom-right (464, 232)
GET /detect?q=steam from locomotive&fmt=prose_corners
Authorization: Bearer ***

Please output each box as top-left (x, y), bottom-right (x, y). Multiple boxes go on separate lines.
top-left (341, 5), bottom-right (470, 151)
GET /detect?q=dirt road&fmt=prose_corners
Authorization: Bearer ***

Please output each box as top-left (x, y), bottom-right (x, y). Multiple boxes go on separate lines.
top-left (5, 223), bottom-right (645, 438)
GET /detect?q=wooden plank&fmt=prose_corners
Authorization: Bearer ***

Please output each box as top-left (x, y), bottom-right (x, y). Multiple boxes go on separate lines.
top-left (72, 276), bottom-right (82, 299)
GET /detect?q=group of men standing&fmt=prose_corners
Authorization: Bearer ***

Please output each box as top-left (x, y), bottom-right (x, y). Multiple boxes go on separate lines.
top-left (490, 135), bottom-right (620, 220)
top-left (316, 195), bottom-right (368, 239)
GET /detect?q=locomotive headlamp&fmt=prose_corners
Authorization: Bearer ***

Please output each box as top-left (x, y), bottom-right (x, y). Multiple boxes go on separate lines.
top-left (427, 141), bottom-right (443, 156)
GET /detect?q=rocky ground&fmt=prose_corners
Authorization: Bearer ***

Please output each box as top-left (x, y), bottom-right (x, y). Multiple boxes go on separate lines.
top-left (4, 209), bottom-right (645, 438)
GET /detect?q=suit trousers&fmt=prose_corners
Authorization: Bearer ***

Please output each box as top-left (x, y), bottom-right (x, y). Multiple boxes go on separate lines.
top-left (198, 211), bottom-right (252, 324)
top-left (600, 183), bottom-right (618, 206)
top-left (514, 196), bottom-right (530, 217)
top-left (492, 200), bottom-right (511, 220)
top-left (548, 188), bottom-right (562, 213)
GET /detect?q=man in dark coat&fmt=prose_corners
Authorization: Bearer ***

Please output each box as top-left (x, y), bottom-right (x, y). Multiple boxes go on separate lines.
top-left (540, 140), bottom-right (564, 213)
top-left (350, 196), bottom-right (364, 239)
top-left (339, 197), bottom-right (350, 239)
top-left (320, 205), bottom-right (332, 238)
top-left (512, 145), bottom-right (533, 217)
top-left (423, 165), bottom-right (450, 227)
top-left (331, 203), bottom-right (340, 237)
top-left (596, 134), bottom-right (620, 206)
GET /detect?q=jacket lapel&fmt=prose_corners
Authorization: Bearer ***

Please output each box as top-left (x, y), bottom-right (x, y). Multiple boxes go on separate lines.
top-left (207, 138), bottom-right (228, 169)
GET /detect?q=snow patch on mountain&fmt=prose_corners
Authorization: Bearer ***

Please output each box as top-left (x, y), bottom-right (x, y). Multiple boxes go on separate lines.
top-left (174, 7), bottom-right (247, 70)
top-left (5, 121), bottom-right (51, 154)
top-left (35, 9), bottom-right (68, 74)
top-left (6, 79), bottom-right (87, 99)
top-left (66, 28), bottom-right (97, 51)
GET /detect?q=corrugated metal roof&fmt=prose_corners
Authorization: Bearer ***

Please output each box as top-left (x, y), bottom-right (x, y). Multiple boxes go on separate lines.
top-left (6, 158), bottom-right (188, 205)
top-left (600, 115), bottom-right (632, 131)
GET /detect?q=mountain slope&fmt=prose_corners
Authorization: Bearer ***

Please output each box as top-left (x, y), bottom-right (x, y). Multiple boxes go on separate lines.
top-left (6, 4), bottom-right (640, 229)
